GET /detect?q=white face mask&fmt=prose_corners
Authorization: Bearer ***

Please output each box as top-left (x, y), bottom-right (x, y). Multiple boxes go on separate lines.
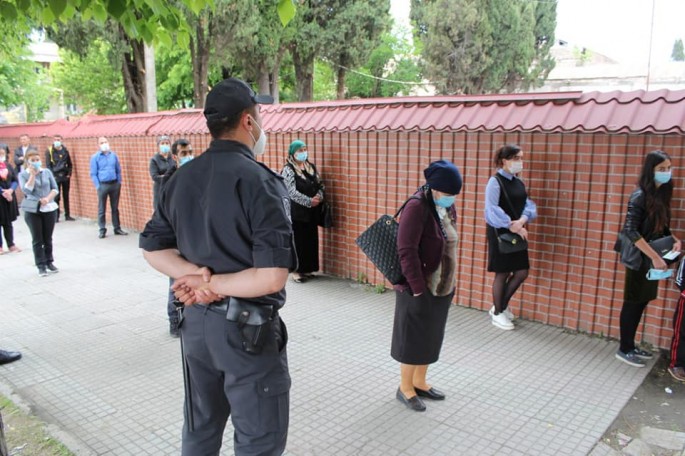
top-left (100, 143), bottom-right (110, 152)
top-left (508, 161), bottom-right (523, 174)
top-left (0, 156), bottom-right (5, 163)
top-left (248, 117), bottom-right (267, 156)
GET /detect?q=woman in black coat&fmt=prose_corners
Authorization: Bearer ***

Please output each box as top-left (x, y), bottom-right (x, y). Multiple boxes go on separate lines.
top-left (0, 144), bottom-right (20, 254)
top-left (616, 150), bottom-right (681, 367)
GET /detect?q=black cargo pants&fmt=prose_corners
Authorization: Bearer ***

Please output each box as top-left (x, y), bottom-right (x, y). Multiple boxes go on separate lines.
top-left (180, 304), bottom-right (290, 456)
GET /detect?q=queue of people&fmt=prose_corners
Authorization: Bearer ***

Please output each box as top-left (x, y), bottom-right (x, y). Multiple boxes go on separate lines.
top-left (3, 78), bottom-right (685, 456)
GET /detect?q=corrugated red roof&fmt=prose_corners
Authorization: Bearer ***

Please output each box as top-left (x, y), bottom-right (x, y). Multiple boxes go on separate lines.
top-left (1, 89), bottom-right (684, 137)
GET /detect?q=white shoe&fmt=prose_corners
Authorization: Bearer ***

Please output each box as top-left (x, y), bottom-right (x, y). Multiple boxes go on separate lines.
top-left (491, 312), bottom-right (515, 330)
top-left (490, 306), bottom-right (516, 321)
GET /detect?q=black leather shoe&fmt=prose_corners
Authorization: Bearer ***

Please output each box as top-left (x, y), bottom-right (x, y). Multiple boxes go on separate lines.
top-left (46, 263), bottom-right (59, 273)
top-left (396, 388), bottom-right (426, 412)
top-left (0, 350), bottom-right (22, 365)
top-left (114, 229), bottom-right (128, 236)
top-left (65, 216), bottom-right (75, 221)
top-left (415, 387), bottom-right (446, 401)
top-left (99, 231), bottom-right (106, 239)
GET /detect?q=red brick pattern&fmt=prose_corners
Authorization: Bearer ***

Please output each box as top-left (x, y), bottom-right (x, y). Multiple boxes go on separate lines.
top-left (1, 129), bottom-right (683, 349)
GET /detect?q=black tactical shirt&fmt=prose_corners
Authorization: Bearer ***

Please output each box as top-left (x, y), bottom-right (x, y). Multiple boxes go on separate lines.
top-left (139, 139), bottom-right (295, 308)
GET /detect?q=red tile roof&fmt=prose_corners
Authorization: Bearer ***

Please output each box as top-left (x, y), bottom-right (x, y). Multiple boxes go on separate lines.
top-left (1, 89), bottom-right (684, 137)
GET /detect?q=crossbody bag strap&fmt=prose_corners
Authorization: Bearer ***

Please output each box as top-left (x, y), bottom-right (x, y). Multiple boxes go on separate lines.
top-left (494, 173), bottom-right (523, 220)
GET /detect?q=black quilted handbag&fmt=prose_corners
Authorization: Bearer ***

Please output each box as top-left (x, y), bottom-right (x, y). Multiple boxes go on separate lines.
top-left (355, 196), bottom-right (420, 284)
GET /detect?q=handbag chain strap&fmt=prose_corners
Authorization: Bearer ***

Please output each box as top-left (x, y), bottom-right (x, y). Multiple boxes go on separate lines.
top-left (494, 173), bottom-right (524, 220)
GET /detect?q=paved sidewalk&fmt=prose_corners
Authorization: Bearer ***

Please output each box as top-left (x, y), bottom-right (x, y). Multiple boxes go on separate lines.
top-left (0, 219), bottom-right (654, 455)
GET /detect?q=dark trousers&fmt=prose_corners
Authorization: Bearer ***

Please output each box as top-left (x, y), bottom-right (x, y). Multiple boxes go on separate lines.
top-left (0, 222), bottom-right (14, 248)
top-left (55, 178), bottom-right (71, 218)
top-left (97, 182), bottom-right (121, 231)
top-left (293, 220), bottom-right (319, 274)
top-left (619, 300), bottom-right (649, 353)
top-left (670, 293), bottom-right (685, 369)
top-left (24, 210), bottom-right (56, 267)
top-left (181, 304), bottom-right (290, 456)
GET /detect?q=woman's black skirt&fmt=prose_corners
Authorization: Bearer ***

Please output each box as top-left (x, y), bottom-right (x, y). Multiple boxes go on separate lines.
top-left (486, 224), bottom-right (530, 273)
top-left (391, 290), bottom-right (453, 365)
top-left (624, 265), bottom-right (659, 303)
top-left (293, 220), bottom-right (319, 274)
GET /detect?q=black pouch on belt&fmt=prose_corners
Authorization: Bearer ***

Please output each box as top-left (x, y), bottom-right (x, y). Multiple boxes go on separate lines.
top-left (226, 297), bottom-right (275, 355)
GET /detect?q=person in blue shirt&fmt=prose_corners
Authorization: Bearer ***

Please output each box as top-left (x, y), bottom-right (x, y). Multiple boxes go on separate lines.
top-left (89, 137), bottom-right (127, 239)
top-left (484, 144), bottom-right (537, 331)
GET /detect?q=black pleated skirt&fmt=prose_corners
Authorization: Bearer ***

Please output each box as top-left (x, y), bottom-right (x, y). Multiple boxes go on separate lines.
top-left (293, 220), bottom-right (319, 274)
top-left (486, 224), bottom-right (530, 273)
top-left (391, 290), bottom-right (453, 365)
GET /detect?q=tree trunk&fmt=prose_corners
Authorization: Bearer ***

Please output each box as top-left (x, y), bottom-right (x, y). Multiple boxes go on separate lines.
top-left (257, 71), bottom-right (270, 96)
top-left (292, 48), bottom-right (314, 101)
top-left (191, 12), bottom-right (213, 109)
top-left (336, 66), bottom-right (346, 100)
top-left (270, 47), bottom-right (286, 104)
top-left (120, 28), bottom-right (147, 113)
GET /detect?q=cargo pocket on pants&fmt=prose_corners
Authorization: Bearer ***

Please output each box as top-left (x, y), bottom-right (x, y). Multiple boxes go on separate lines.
top-left (256, 375), bottom-right (291, 433)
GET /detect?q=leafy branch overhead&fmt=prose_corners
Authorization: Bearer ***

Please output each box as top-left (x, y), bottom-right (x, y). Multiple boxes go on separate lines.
top-left (0, 0), bottom-right (297, 44)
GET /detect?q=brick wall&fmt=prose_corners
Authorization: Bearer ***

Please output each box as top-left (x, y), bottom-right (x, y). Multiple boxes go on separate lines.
top-left (2, 128), bottom-right (683, 349)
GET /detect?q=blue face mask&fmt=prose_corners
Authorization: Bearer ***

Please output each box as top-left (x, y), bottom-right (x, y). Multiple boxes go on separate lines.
top-left (435, 195), bottom-right (456, 208)
top-left (646, 268), bottom-right (673, 280)
top-left (295, 151), bottom-right (308, 162)
top-left (53, 141), bottom-right (61, 148)
top-left (160, 144), bottom-right (171, 154)
top-left (31, 161), bottom-right (42, 170)
top-left (179, 156), bottom-right (193, 166)
top-left (655, 171), bottom-right (672, 184)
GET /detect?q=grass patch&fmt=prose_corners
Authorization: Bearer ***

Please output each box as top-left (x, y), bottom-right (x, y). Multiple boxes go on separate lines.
top-left (1, 395), bottom-right (73, 456)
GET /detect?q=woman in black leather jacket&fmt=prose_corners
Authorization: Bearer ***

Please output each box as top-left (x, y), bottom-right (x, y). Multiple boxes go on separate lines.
top-left (616, 150), bottom-right (681, 367)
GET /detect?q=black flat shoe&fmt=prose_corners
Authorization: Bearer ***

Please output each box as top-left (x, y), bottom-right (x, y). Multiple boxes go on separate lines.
top-left (415, 387), bottom-right (446, 401)
top-left (0, 350), bottom-right (22, 365)
top-left (99, 231), bottom-right (106, 239)
top-left (396, 388), bottom-right (426, 412)
top-left (114, 229), bottom-right (128, 236)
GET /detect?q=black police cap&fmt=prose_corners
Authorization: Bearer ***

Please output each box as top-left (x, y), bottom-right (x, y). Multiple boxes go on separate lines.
top-left (203, 78), bottom-right (274, 122)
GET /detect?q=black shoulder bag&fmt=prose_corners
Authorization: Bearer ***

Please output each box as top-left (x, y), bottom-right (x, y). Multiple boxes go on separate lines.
top-left (494, 174), bottom-right (528, 254)
top-left (355, 195), bottom-right (425, 285)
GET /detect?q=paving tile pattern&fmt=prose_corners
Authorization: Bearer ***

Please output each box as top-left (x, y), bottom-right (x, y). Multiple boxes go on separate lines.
top-left (0, 220), bottom-right (653, 455)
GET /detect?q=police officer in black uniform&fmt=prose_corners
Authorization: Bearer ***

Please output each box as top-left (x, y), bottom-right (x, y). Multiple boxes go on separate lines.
top-left (139, 78), bottom-right (295, 456)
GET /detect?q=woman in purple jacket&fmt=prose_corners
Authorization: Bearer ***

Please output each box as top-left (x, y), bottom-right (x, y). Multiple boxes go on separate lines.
top-left (392, 160), bottom-right (462, 412)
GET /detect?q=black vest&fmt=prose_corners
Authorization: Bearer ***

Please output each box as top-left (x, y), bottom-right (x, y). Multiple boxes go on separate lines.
top-left (288, 163), bottom-right (321, 223)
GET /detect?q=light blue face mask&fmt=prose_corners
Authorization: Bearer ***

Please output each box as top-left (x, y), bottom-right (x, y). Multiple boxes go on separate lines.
top-left (160, 144), bottom-right (171, 154)
top-left (654, 171), bottom-right (672, 184)
top-left (179, 156), bottom-right (194, 166)
top-left (435, 195), bottom-right (456, 208)
top-left (31, 161), bottom-right (41, 170)
top-left (53, 141), bottom-right (61, 148)
top-left (295, 151), bottom-right (308, 162)
top-left (646, 268), bottom-right (673, 280)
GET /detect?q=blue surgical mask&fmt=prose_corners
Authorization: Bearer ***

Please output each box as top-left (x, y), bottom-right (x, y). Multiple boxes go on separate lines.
top-left (646, 268), bottom-right (673, 280)
top-left (295, 151), bottom-right (308, 162)
top-left (159, 145), bottom-right (171, 154)
top-left (179, 156), bottom-right (193, 166)
top-left (435, 195), bottom-right (456, 208)
top-left (53, 141), bottom-right (61, 148)
top-left (655, 171), bottom-right (672, 184)
top-left (31, 161), bottom-right (41, 170)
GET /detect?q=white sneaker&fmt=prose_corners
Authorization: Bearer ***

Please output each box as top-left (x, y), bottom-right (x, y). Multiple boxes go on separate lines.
top-left (490, 306), bottom-right (516, 321)
top-left (491, 312), bottom-right (514, 330)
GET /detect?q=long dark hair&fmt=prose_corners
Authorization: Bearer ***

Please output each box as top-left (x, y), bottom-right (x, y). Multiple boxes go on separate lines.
top-left (638, 150), bottom-right (673, 232)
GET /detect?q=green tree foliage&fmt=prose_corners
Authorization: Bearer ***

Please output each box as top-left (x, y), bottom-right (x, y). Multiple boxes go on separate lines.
top-left (415, 0), bottom-right (556, 94)
top-left (50, 40), bottom-right (127, 115)
top-left (156, 45), bottom-right (194, 110)
top-left (346, 31), bottom-right (423, 98)
top-left (672, 39), bottom-right (685, 61)
top-left (0, 0), bottom-right (214, 46)
top-left (319, 0), bottom-right (392, 99)
top-left (0, 29), bottom-right (53, 122)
